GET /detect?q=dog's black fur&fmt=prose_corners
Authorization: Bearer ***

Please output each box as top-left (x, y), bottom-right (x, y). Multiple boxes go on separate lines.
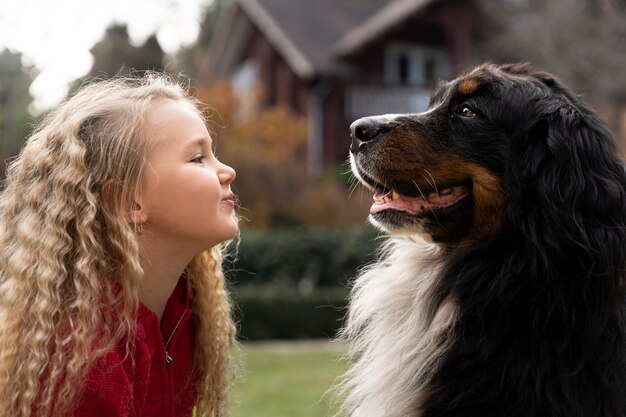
top-left (346, 63), bottom-right (626, 417)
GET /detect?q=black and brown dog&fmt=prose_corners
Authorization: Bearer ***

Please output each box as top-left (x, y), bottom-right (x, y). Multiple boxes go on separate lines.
top-left (341, 63), bottom-right (626, 417)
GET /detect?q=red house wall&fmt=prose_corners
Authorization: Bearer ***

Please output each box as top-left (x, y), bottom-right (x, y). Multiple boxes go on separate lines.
top-left (247, 26), bottom-right (309, 114)
top-left (323, 84), bottom-right (351, 166)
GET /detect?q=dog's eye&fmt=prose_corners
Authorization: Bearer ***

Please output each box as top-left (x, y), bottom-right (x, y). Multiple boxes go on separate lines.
top-left (459, 106), bottom-right (476, 118)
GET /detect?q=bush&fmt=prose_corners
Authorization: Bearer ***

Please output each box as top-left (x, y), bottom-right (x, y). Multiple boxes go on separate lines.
top-left (224, 227), bottom-right (380, 339)
top-left (232, 285), bottom-right (349, 340)
top-left (225, 227), bottom-right (379, 288)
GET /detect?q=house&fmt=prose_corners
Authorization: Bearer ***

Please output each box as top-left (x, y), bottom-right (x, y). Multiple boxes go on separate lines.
top-left (201, 0), bottom-right (481, 175)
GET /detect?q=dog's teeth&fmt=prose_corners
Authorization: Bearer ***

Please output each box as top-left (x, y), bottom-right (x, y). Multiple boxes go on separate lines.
top-left (440, 188), bottom-right (453, 195)
top-left (428, 192), bottom-right (438, 199)
top-left (392, 190), bottom-right (400, 200)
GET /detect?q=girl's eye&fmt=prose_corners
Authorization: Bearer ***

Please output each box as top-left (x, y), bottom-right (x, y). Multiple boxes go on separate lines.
top-left (191, 155), bottom-right (206, 164)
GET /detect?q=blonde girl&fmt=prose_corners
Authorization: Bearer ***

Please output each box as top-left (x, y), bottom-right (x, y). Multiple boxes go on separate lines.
top-left (0, 72), bottom-right (237, 417)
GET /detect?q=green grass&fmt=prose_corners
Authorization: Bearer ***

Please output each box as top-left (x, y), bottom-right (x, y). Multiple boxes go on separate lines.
top-left (230, 341), bottom-right (347, 417)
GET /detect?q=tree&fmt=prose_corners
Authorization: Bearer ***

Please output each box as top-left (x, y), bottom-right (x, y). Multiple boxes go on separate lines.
top-left (0, 50), bottom-right (33, 164)
top-left (89, 25), bottom-right (165, 77)
top-left (175, 0), bottom-right (230, 76)
top-left (479, 0), bottom-right (626, 150)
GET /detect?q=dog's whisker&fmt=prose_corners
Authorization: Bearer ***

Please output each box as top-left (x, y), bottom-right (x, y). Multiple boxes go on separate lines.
top-left (417, 173), bottom-right (435, 192)
top-left (348, 181), bottom-right (360, 200)
top-left (424, 169), bottom-right (439, 195)
top-left (412, 179), bottom-right (440, 223)
top-left (349, 174), bottom-right (361, 189)
top-left (340, 168), bottom-right (354, 176)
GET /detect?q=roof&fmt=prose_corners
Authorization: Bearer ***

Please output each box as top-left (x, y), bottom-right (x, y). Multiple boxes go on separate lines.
top-left (332, 0), bottom-right (439, 56)
top-left (206, 0), bottom-right (443, 81)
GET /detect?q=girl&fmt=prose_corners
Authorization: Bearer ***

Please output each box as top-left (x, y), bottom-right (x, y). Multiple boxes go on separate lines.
top-left (0, 73), bottom-right (238, 417)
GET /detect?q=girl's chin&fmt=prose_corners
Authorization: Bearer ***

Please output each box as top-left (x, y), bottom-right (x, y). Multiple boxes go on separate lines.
top-left (216, 219), bottom-right (239, 243)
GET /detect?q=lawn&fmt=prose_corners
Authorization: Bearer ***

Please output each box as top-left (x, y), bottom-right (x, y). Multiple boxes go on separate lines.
top-left (230, 340), bottom-right (348, 417)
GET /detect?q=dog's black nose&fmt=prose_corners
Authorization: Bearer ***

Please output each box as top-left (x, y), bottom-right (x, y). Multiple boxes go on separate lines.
top-left (350, 118), bottom-right (383, 153)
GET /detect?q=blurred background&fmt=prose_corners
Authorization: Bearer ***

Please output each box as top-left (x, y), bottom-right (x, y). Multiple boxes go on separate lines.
top-left (1, 0), bottom-right (625, 415)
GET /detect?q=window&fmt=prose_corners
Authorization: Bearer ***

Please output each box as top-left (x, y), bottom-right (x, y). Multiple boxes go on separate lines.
top-left (398, 53), bottom-right (410, 84)
top-left (232, 59), bottom-right (259, 96)
top-left (385, 44), bottom-right (450, 86)
top-left (231, 59), bottom-right (260, 122)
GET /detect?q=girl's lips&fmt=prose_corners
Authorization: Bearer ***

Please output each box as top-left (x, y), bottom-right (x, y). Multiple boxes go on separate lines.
top-left (222, 194), bottom-right (236, 208)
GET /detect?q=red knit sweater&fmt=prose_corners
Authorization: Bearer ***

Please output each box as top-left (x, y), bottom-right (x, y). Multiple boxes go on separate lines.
top-left (73, 278), bottom-right (196, 417)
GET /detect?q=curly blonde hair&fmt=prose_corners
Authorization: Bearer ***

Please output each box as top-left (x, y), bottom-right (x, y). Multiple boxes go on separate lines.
top-left (0, 73), bottom-right (236, 417)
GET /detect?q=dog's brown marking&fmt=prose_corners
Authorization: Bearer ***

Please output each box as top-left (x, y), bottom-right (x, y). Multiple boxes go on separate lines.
top-left (457, 78), bottom-right (480, 95)
top-left (413, 156), bottom-right (506, 240)
top-left (466, 163), bottom-right (506, 239)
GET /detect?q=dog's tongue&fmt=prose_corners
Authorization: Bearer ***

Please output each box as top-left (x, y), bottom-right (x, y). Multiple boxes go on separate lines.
top-left (371, 187), bottom-right (469, 215)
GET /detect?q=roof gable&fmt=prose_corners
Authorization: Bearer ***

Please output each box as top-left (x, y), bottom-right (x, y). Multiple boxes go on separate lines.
top-left (207, 0), bottom-right (447, 80)
top-left (250, 0), bottom-right (387, 77)
top-left (333, 0), bottom-right (439, 56)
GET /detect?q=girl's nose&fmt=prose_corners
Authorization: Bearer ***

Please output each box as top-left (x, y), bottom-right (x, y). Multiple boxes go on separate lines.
top-left (219, 162), bottom-right (236, 184)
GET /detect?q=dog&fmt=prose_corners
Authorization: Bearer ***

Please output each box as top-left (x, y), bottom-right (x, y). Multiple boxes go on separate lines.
top-left (340, 63), bottom-right (626, 417)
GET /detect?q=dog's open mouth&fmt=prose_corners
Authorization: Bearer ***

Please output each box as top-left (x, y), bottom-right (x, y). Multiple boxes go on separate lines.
top-left (371, 185), bottom-right (470, 216)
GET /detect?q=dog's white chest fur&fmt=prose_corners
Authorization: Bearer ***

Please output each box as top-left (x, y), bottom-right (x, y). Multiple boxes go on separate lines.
top-left (340, 237), bottom-right (459, 417)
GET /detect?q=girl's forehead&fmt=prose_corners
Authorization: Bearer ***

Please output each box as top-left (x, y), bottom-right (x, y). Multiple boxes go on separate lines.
top-left (147, 99), bottom-right (204, 130)
top-left (145, 99), bottom-right (210, 150)
top-left (149, 98), bottom-right (198, 119)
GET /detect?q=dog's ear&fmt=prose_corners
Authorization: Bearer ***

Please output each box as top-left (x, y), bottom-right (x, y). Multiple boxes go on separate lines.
top-left (544, 97), bottom-right (623, 215)
top-left (529, 81), bottom-right (626, 267)
top-left (498, 62), bottom-right (533, 76)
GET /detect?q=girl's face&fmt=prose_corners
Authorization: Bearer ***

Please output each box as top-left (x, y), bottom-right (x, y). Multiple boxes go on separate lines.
top-left (138, 99), bottom-right (238, 251)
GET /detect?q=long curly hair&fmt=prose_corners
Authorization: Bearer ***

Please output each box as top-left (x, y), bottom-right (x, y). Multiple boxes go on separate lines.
top-left (0, 73), bottom-right (236, 417)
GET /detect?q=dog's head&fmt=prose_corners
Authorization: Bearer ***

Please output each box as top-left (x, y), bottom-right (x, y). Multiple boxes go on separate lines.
top-left (350, 63), bottom-right (625, 245)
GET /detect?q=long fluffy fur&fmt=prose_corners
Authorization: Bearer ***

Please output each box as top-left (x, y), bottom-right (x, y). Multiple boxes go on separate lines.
top-left (341, 63), bottom-right (626, 417)
top-left (339, 237), bottom-right (457, 417)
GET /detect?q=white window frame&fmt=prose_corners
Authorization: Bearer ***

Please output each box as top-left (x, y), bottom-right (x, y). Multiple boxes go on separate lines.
top-left (231, 59), bottom-right (259, 95)
top-left (385, 43), bottom-right (451, 86)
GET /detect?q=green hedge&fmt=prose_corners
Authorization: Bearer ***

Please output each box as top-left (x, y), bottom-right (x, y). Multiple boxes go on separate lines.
top-left (232, 286), bottom-right (349, 340)
top-left (225, 227), bottom-right (379, 288)
top-left (224, 227), bottom-right (379, 339)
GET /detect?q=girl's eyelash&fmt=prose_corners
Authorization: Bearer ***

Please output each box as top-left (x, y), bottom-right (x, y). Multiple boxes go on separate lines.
top-left (191, 155), bottom-right (205, 163)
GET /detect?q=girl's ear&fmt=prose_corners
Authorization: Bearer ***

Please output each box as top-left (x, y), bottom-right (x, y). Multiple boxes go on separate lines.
top-left (128, 201), bottom-right (148, 226)
top-left (101, 180), bottom-right (148, 225)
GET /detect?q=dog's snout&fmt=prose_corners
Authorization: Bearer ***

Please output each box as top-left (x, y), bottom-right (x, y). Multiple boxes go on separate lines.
top-left (350, 118), bottom-right (383, 153)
